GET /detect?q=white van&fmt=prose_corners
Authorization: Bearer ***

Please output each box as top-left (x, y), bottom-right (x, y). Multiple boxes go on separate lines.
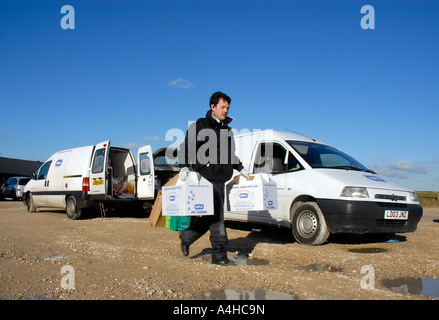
top-left (224, 130), bottom-right (423, 245)
top-left (23, 141), bottom-right (155, 220)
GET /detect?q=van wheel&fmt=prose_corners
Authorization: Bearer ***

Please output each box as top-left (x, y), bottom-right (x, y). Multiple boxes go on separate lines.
top-left (66, 196), bottom-right (82, 220)
top-left (27, 193), bottom-right (36, 212)
top-left (291, 202), bottom-right (329, 245)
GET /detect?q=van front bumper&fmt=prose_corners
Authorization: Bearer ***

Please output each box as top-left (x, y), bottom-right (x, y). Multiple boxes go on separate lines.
top-left (316, 199), bottom-right (423, 234)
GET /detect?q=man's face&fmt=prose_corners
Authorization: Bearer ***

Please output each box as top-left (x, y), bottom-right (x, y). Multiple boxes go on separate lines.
top-left (211, 98), bottom-right (230, 121)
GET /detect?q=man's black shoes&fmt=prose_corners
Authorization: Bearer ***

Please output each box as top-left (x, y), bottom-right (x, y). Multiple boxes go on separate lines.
top-left (180, 240), bottom-right (189, 257)
top-left (211, 258), bottom-right (235, 266)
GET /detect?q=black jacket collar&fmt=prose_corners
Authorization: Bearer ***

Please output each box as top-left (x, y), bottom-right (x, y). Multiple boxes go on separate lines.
top-left (205, 110), bottom-right (233, 128)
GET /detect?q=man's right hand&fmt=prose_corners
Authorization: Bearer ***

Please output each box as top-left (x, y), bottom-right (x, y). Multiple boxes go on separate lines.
top-left (179, 167), bottom-right (190, 181)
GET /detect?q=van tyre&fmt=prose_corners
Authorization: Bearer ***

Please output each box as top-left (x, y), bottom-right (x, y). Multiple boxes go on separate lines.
top-left (292, 202), bottom-right (329, 245)
top-left (26, 193), bottom-right (36, 212)
top-left (66, 196), bottom-right (82, 220)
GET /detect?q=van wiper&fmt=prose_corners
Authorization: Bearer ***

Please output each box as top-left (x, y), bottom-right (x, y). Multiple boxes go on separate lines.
top-left (330, 166), bottom-right (366, 172)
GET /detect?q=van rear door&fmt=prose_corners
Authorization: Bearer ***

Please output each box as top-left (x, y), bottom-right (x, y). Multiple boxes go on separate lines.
top-left (90, 140), bottom-right (110, 198)
top-left (137, 145), bottom-right (155, 199)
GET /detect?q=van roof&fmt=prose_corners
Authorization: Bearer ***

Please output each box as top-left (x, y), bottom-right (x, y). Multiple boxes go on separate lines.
top-left (235, 130), bottom-right (328, 145)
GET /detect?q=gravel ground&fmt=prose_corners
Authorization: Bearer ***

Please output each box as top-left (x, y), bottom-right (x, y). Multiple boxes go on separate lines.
top-left (0, 200), bottom-right (438, 301)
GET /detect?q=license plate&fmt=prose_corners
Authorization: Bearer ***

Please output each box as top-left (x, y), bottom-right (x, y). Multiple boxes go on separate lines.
top-left (384, 210), bottom-right (409, 220)
top-left (92, 179), bottom-right (104, 185)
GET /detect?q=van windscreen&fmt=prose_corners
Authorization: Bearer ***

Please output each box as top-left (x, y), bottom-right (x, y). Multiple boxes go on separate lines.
top-left (287, 140), bottom-right (373, 172)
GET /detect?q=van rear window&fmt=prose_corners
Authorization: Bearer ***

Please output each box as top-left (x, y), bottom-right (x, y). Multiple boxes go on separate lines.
top-left (92, 149), bottom-right (106, 173)
top-left (18, 178), bottom-right (31, 185)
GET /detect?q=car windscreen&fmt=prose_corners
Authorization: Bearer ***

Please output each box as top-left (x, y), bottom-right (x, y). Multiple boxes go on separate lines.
top-left (287, 140), bottom-right (372, 172)
top-left (154, 148), bottom-right (179, 166)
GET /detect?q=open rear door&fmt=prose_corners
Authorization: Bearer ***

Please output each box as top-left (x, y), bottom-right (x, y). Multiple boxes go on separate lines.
top-left (137, 145), bottom-right (155, 199)
top-left (90, 140), bottom-right (110, 198)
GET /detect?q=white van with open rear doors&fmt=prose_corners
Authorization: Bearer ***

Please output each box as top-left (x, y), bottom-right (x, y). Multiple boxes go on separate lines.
top-left (224, 130), bottom-right (423, 245)
top-left (23, 141), bottom-right (155, 219)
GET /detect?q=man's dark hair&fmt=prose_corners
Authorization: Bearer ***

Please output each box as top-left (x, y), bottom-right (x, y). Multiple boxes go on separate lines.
top-left (210, 91), bottom-right (231, 107)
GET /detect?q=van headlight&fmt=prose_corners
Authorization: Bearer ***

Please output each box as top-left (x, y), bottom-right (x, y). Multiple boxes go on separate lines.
top-left (409, 192), bottom-right (419, 202)
top-left (340, 187), bottom-right (370, 198)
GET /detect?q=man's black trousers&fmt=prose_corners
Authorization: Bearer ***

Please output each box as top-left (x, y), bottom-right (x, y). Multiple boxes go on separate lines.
top-left (179, 181), bottom-right (228, 261)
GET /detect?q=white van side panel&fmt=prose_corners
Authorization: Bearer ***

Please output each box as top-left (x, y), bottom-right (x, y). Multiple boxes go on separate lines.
top-left (233, 132), bottom-right (261, 171)
top-left (226, 132), bottom-right (292, 225)
top-left (63, 146), bottom-right (95, 196)
top-left (46, 150), bottom-right (72, 208)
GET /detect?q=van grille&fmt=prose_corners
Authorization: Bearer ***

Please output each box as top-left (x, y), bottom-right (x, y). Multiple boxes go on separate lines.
top-left (376, 219), bottom-right (407, 227)
top-left (375, 194), bottom-right (406, 201)
top-left (376, 202), bottom-right (408, 208)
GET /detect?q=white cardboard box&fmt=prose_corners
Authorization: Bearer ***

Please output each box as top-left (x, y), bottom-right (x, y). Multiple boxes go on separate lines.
top-left (226, 173), bottom-right (278, 211)
top-left (162, 172), bottom-right (214, 216)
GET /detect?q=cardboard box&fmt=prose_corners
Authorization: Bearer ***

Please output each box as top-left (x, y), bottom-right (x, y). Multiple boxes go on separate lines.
top-left (226, 173), bottom-right (278, 211)
top-left (149, 175), bottom-right (179, 227)
top-left (149, 190), bottom-right (166, 227)
top-left (162, 172), bottom-right (214, 216)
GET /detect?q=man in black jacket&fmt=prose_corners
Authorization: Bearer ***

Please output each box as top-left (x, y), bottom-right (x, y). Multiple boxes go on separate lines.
top-left (178, 91), bottom-right (249, 265)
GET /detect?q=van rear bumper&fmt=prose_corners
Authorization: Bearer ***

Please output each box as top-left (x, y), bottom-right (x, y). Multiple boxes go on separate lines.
top-left (316, 199), bottom-right (423, 234)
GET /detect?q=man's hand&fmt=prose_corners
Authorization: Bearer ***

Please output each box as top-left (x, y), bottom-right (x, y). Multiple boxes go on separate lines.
top-left (240, 168), bottom-right (250, 180)
top-left (179, 167), bottom-right (190, 181)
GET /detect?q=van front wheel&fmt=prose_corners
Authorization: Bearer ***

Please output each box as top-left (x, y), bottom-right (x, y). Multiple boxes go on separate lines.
top-left (292, 202), bottom-right (329, 245)
top-left (66, 196), bottom-right (82, 220)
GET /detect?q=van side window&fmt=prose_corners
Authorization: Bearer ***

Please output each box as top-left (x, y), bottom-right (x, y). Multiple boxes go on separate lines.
top-left (139, 153), bottom-right (151, 175)
top-left (288, 152), bottom-right (304, 172)
top-left (254, 143), bottom-right (287, 174)
top-left (92, 148), bottom-right (106, 174)
top-left (37, 161), bottom-right (52, 180)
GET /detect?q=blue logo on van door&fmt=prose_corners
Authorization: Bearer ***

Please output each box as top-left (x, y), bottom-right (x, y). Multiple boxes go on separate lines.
top-left (55, 159), bottom-right (63, 167)
top-left (194, 204), bottom-right (204, 210)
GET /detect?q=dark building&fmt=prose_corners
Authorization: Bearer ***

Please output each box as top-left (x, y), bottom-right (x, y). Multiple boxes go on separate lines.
top-left (0, 156), bottom-right (43, 185)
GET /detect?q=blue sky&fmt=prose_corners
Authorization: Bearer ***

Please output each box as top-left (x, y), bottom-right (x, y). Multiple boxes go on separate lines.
top-left (1, 0), bottom-right (438, 191)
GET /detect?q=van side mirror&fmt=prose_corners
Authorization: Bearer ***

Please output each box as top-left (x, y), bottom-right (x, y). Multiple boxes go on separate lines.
top-left (32, 172), bottom-right (36, 180)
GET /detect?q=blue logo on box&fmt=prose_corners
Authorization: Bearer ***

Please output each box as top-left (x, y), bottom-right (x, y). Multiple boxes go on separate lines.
top-left (239, 193), bottom-right (249, 199)
top-left (194, 204), bottom-right (204, 210)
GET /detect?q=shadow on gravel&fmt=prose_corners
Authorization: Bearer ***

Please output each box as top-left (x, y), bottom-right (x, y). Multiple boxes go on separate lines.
top-left (35, 207), bottom-right (151, 220)
top-left (224, 220), bottom-right (407, 256)
top-left (225, 221), bottom-right (295, 257)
